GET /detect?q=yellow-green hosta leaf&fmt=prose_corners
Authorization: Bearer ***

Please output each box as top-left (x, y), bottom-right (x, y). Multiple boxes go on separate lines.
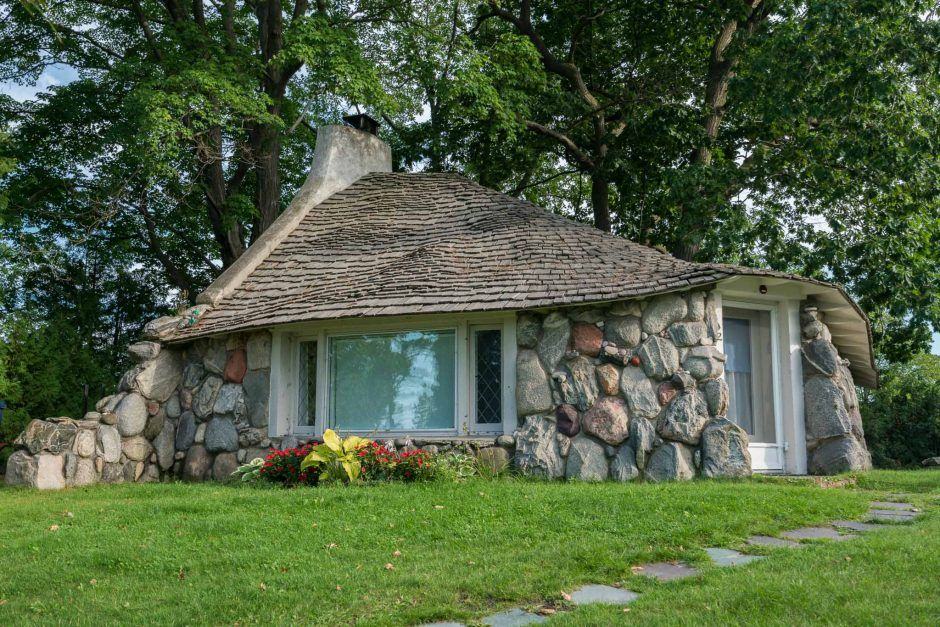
top-left (342, 460), bottom-right (361, 482)
top-left (343, 436), bottom-right (371, 454)
top-left (322, 429), bottom-right (342, 452)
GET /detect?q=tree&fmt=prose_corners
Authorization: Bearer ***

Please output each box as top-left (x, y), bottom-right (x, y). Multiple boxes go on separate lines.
top-left (0, 0), bottom-right (393, 293)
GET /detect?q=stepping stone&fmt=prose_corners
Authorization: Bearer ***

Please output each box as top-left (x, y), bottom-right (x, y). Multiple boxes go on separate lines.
top-left (705, 548), bottom-right (766, 567)
top-left (870, 501), bottom-right (916, 511)
top-left (481, 608), bottom-right (547, 626)
top-left (746, 535), bottom-right (801, 548)
top-left (570, 584), bottom-right (639, 606)
top-left (420, 623), bottom-right (464, 627)
top-left (868, 509), bottom-right (917, 523)
top-left (780, 527), bottom-right (856, 541)
top-left (832, 520), bottom-right (886, 532)
top-left (633, 562), bottom-right (700, 581)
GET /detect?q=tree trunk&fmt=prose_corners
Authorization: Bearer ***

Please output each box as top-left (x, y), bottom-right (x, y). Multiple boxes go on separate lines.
top-left (591, 172), bottom-right (611, 232)
top-left (253, 123), bottom-right (281, 233)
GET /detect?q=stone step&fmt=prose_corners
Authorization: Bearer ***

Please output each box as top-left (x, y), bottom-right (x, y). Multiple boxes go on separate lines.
top-left (705, 547), bottom-right (766, 567)
top-left (868, 509), bottom-right (918, 523)
top-left (780, 527), bottom-right (856, 542)
top-left (481, 608), bottom-right (548, 626)
top-left (746, 535), bottom-right (802, 548)
top-left (569, 584), bottom-right (639, 606)
top-left (632, 561), bottom-right (700, 581)
top-left (870, 501), bottom-right (917, 511)
top-left (831, 520), bottom-right (887, 532)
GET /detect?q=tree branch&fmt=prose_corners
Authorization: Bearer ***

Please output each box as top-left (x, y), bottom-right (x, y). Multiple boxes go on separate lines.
top-left (524, 120), bottom-right (595, 168)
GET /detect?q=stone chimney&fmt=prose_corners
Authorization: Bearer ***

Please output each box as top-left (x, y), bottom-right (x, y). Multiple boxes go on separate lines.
top-left (196, 124), bottom-right (392, 307)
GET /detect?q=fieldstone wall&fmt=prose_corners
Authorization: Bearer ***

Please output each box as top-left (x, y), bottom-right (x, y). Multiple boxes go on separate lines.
top-left (512, 289), bottom-right (751, 481)
top-left (800, 303), bottom-right (872, 474)
top-left (4, 312), bottom-right (275, 488)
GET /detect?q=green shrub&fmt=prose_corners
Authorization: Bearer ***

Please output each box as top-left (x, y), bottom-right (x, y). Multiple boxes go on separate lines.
top-left (860, 353), bottom-right (940, 468)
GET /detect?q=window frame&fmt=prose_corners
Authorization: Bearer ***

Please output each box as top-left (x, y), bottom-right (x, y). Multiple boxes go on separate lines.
top-left (469, 324), bottom-right (505, 434)
top-left (270, 312), bottom-right (517, 439)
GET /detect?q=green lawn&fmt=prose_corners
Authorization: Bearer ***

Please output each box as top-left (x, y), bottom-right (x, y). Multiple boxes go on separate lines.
top-left (0, 471), bottom-right (937, 626)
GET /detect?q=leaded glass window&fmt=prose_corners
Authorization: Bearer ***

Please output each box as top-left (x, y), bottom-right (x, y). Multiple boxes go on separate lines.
top-left (298, 340), bottom-right (317, 427)
top-left (473, 328), bottom-right (502, 425)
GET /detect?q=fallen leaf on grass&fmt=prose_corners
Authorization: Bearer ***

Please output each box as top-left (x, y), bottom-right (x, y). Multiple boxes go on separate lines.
top-left (89, 579), bottom-right (97, 586)
top-left (392, 550), bottom-right (402, 558)
top-left (335, 586), bottom-right (342, 591)
top-left (384, 563), bottom-right (395, 571)
top-left (65, 512), bottom-right (74, 518)
top-left (259, 583), bottom-right (266, 592)
top-left (630, 566), bottom-right (644, 573)
top-left (48, 525), bottom-right (59, 532)
top-left (0, 599), bottom-right (8, 606)
top-left (433, 505), bottom-right (445, 510)
top-left (178, 568), bottom-right (186, 580)
top-left (326, 542), bottom-right (338, 549)
top-left (560, 591), bottom-right (571, 601)
top-left (537, 607), bottom-right (556, 616)
top-left (623, 608), bottom-right (631, 613)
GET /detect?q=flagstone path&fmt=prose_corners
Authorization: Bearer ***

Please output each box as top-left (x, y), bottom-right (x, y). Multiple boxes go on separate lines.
top-left (417, 500), bottom-right (922, 626)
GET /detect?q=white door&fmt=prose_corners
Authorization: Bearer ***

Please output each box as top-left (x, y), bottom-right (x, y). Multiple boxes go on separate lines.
top-left (722, 305), bottom-right (784, 472)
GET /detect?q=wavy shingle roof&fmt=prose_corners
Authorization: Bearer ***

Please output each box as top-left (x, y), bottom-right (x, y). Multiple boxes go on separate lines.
top-left (170, 172), bottom-right (876, 386)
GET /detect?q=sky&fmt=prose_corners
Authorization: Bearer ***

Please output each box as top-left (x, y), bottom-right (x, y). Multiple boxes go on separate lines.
top-left (3, 67), bottom-right (940, 356)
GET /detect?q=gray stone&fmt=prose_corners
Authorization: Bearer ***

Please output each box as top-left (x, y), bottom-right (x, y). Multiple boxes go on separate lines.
top-left (804, 377), bottom-right (852, 447)
top-left (95, 394), bottom-right (116, 413)
top-left (658, 389), bottom-right (709, 445)
top-left (5, 450), bottom-right (38, 486)
top-left (808, 435), bottom-right (871, 475)
top-left (135, 349), bottom-right (183, 402)
top-left (82, 411), bottom-right (102, 423)
top-left (205, 417), bottom-right (238, 453)
top-left (122, 435), bottom-right (153, 462)
top-left (630, 418), bottom-right (656, 470)
top-left (837, 365), bottom-right (859, 410)
top-left (514, 415), bottom-right (564, 478)
top-left (203, 340), bottom-right (227, 375)
top-left (246, 332), bottom-right (272, 370)
top-left (668, 321), bottom-right (707, 347)
top-left (153, 420), bottom-right (176, 471)
top-left (175, 411), bottom-right (197, 451)
top-left (704, 292), bottom-right (721, 339)
top-left (704, 548), bottom-right (765, 567)
top-left (127, 341), bottom-right (161, 363)
top-left (556, 357), bottom-right (597, 411)
top-left (604, 316), bottom-right (641, 348)
top-left (869, 501), bottom-right (916, 510)
top-left (746, 535), bottom-right (801, 548)
top-left (581, 396), bottom-right (630, 445)
top-left (14, 419), bottom-right (78, 455)
top-left (682, 346), bottom-right (726, 380)
top-left (183, 362), bottom-right (205, 389)
top-left (33, 453), bottom-right (66, 490)
top-left (536, 312), bottom-right (570, 371)
top-left (212, 452), bottom-right (239, 481)
top-left (781, 527), bottom-right (855, 542)
top-left (565, 435), bottom-right (608, 481)
top-left (243, 447), bottom-right (270, 463)
top-left (193, 375), bottom-right (224, 419)
top-left (74, 429), bottom-right (96, 458)
top-left (645, 442), bottom-right (695, 482)
top-left (570, 584), bottom-right (639, 606)
top-left (96, 425), bottom-right (121, 463)
top-left (195, 422), bottom-right (207, 444)
top-left (867, 509), bottom-right (917, 522)
top-left (213, 383), bottom-right (246, 416)
top-left (637, 336), bottom-right (679, 380)
top-left (516, 349), bottom-right (553, 417)
top-left (72, 457), bottom-right (97, 487)
top-left (610, 444), bottom-right (640, 482)
top-left (496, 435), bottom-right (515, 448)
top-left (476, 447), bottom-right (510, 473)
top-left (141, 315), bottom-right (182, 341)
top-left (702, 378), bottom-right (729, 417)
top-left (165, 393), bottom-right (182, 419)
top-left (570, 308), bottom-right (605, 324)
top-left (143, 409), bottom-right (166, 441)
top-left (100, 462), bottom-right (124, 483)
top-left (118, 365), bottom-right (143, 392)
top-left (700, 418), bottom-right (751, 478)
top-left (122, 460), bottom-right (144, 483)
top-left (516, 313), bottom-right (542, 349)
top-left (481, 608), bottom-right (547, 626)
top-left (115, 392), bottom-right (149, 437)
top-left (242, 370), bottom-right (270, 428)
top-left (642, 294), bottom-right (688, 334)
top-left (801, 339), bottom-right (841, 376)
top-left (634, 561), bottom-right (699, 581)
top-left (687, 291), bottom-right (706, 321)
top-left (609, 300), bottom-right (642, 317)
top-left (100, 411), bottom-right (118, 425)
top-left (620, 367), bottom-right (660, 419)
top-left (182, 445), bottom-right (212, 481)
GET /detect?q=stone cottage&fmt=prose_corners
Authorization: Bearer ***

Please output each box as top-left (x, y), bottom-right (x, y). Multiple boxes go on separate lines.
top-left (5, 118), bottom-right (876, 489)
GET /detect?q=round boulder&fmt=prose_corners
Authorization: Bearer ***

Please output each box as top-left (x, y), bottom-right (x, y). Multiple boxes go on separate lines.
top-left (581, 396), bottom-right (630, 446)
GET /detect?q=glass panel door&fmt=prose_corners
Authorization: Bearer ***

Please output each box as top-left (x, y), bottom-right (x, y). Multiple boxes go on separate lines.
top-left (722, 307), bottom-right (776, 444)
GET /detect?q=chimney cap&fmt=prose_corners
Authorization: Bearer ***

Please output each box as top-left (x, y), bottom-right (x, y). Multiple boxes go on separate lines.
top-left (342, 113), bottom-right (380, 136)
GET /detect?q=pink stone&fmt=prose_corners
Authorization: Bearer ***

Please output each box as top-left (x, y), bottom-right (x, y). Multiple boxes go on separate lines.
top-left (224, 348), bottom-right (247, 384)
top-left (572, 323), bottom-right (603, 358)
top-left (658, 382), bottom-right (678, 406)
top-left (147, 401), bottom-right (160, 416)
top-left (595, 364), bottom-right (621, 396)
top-left (581, 396), bottom-right (630, 445)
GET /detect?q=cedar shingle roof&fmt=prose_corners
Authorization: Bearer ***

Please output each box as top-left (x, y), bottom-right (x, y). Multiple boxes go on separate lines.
top-left (169, 172), bottom-right (876, 385)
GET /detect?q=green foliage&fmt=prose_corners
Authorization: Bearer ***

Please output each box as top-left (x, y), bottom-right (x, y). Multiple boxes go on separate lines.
top-left (860, 354), bottom-right (940, 469)
top-left (300, 429), bottom-right (371, 483)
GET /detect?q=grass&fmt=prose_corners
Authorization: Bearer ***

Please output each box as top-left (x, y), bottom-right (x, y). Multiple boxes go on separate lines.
top-left (0, 471), bottom-right (937, 626)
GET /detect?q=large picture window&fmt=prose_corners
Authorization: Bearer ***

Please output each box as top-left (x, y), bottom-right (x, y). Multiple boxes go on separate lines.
top-left (328, 330), bottom-right (457, 431)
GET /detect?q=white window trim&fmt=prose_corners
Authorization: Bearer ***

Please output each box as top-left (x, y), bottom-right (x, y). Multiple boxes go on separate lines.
top-left (269, 312), bottom-right (517, 440)
top-left (718, 298), bottom-right (786, 472)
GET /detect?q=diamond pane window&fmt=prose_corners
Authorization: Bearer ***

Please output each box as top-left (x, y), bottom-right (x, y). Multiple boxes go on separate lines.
top-left (298, 340), bottom-right (317, 427)
top-left (474, 329), bottom-right (502, 425)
